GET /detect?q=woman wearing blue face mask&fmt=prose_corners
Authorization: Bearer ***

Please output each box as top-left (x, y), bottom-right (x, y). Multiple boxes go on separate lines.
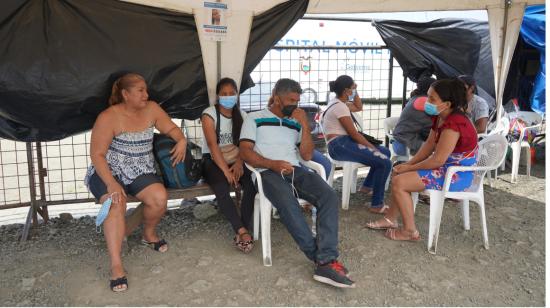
top-left (201, 77), bottom-right (256, 253)
top-left (366, 78), bottom-right (478, 242)
top-left (322, 75), bottom-right (393, 214)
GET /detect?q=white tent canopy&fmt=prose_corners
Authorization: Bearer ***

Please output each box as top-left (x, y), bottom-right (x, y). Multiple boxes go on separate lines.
top-left (121, 0), bottom-right (544, 117)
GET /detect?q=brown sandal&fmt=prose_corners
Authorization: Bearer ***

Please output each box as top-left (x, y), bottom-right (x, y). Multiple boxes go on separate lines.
top-left (384, 228), bottom-right (421, 242)
top-left (365, 217), bottom-right (398, 230)
top-left (234, 232), bottom-right (254, 254)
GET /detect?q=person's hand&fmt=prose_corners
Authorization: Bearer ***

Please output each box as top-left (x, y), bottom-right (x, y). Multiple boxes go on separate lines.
top-left (230, 160), bottom-right (244, 183)
top-left (223, 169), bottom-right (237, 186)
top-left (170, 139), bottom-right (187, 167)
top-left (269, 160), bottom-right (294, 175)
top-left (393, 163), bottom-right (412, 175)
top-left (290, 108), bottom-right (309, 128)
top-left (106, 182), bottom-right (127, 204)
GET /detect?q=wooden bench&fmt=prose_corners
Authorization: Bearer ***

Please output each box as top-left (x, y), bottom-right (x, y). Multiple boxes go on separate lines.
top-left (124, 183), bottom-right (241, 234)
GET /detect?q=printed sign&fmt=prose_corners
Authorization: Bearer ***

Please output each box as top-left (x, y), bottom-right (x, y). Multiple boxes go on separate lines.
top-left (202, 2), bottom-right (227, 41)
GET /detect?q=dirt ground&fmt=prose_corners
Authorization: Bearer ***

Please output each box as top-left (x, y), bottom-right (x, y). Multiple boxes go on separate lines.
top-left (0, 162), bottom-right (545, 306)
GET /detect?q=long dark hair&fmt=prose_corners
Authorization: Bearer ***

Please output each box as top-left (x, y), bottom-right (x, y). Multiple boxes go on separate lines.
top-left (215, 77), bottom-right (243, 145)
top-left (430, 78), bottom-right (468, 114)
top-left (329, 75), bottom-right (354, 96)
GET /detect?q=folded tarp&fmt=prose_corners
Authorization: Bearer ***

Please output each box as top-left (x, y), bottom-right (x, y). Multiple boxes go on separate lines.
top-left (373, 18), bottom-right (495, 108)
top-left (0, 0), bottom-right (308, 141)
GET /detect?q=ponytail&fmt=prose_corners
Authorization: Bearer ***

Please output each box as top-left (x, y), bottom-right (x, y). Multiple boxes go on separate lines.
top-left (329, 75), bottom-right (354, 96)
top-left (108, 73), bottom-right (145, 105)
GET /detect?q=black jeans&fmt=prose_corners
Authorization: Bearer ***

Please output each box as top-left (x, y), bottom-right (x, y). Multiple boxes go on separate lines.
top-left (203, 157), bottom-right (256, 233)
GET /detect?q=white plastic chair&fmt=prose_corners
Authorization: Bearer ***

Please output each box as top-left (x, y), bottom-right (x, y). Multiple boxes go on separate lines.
top-left (481, 116), bottom-right (509, 186)
top-left (506, 111), bottom-right (543, 183)
top-left (383, 116), bottom-right (410, 163)
top-left (319, 123), bottom-right (368, 210)
top-left (247, 160), bottom-right (326, 266)
top-left (411, 134), bottom-right (508, 254)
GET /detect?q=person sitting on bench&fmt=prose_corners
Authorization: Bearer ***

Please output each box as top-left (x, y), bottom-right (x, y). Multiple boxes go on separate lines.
top-left (84, 73), bottom-right (186, 292)
top-left (201, 77), bottom-right (256, 253)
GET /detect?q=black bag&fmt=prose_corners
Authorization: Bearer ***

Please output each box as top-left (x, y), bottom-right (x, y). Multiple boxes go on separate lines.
top-left (349, 112), bottom-right (383, 145)
top-left (153, 133), bottom-right (203, 188)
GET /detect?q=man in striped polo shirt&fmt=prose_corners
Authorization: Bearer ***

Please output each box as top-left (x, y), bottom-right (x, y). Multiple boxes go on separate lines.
top-left (240, 78), bottom-right (355, 288)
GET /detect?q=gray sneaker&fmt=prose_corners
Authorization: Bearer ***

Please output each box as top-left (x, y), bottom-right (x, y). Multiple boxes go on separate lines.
top-left (313, 260), bottom-right (355, 288)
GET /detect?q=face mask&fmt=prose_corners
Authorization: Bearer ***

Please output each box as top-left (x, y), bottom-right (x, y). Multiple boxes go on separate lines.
top-left (282, 104), bottom-right (297, 117)
top-left (218, 95), bottom-right (237, 109)
top-left (348, 89), bottom-right (357, 101)
top-left (424, 102), bottom-right (440, 116)
top-left (95, 193), bottom-right (116, 232)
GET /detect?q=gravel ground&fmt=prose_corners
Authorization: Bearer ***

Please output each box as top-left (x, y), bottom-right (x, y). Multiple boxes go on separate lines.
top-left (0, 162), bottom-right (545, 306)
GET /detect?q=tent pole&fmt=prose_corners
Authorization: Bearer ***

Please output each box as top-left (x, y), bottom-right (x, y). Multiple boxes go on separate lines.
top-left (21, 142), bottom-right (38, 241)
top-left (495, 0), bottom-right (511, 121)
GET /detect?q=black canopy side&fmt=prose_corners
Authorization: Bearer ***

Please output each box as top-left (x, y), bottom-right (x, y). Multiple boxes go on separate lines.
top-left (372, 19), bottom-right (495, 104)
top-left (0, 0), bottom-right (207, 141)
top-left (240, 0), bottom-right (309, 92)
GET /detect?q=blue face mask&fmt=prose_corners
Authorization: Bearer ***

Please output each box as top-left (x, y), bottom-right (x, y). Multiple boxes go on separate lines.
top-left (348, 89), bottom-right (357, 101)
top-left (95, 195), bottom-right (113, 232)
top-left (219, 95), bottom-right (237, 109)
top-left (424, 102), bottom-right (440, 116)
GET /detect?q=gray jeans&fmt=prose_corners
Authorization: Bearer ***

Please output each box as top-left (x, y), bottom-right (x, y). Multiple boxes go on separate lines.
top-left (260, 166), bottom-right (339, 264)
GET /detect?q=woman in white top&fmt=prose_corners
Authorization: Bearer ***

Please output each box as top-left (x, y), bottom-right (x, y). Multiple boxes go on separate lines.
top-left (322, 75), bottom-right (392, 214)
top-left (201, 77), bottom-right (256, 253)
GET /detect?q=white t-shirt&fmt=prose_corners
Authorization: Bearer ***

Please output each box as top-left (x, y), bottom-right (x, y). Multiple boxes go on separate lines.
top-left (322, 98), bottom-right (352, 138)
top-left (201, 105), bottom-right (247, 154)
top-left (467, 94), bottom-right (490, 122)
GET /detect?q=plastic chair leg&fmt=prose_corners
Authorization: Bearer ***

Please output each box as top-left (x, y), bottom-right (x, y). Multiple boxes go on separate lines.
top-left (427, 190), bottom-right (445, 254)
top-left (259, 197), bottom-right (272, 266)
top-left (525, 146), bottom-right (531, 177)
top-left (351, 168), bottom-right (358, 193)
top-left (253, 197), bottom-right (260, 241)
top-left (478, 199), bottom-right (489, 249)
top-left (411, 192), bottom-right (419, 213)
top-left (327, 165), bottom-right (336, 187)
top-left (461, 200), bottom-right (470, 231)
top-left (510, 143), bottom-right (521, 183)
top-left (341, 164), bottom-right (352, 210)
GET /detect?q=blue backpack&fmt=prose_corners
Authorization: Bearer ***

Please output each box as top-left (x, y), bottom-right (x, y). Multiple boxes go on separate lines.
top-left (153, 134), bottom-right (202, 188)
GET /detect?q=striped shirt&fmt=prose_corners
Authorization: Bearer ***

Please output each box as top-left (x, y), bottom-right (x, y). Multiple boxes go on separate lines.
top-left (239, 108), bottom-right (302, 169)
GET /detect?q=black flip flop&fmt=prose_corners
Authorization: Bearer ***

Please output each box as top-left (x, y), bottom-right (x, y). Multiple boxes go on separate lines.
top-left (110, 276), bottom-right (128, 292)
top-left (141, 238), bottom-right (168, 252)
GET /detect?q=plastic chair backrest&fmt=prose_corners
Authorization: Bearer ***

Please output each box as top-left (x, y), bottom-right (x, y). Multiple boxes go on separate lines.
top-left (507, 111), bottom-right (543, 127)
top-left (383, 117), bottom-right (400, 139)
top-left (467, 134), bottom-right (508, 192)
top-left (488, 116), bottom-right (510, 137)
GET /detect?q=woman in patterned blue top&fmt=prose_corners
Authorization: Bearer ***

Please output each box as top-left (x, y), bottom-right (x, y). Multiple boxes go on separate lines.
top-left (85, 73), bottom-right (187, 292)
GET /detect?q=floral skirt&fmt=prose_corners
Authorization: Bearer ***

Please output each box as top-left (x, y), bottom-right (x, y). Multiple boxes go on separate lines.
top-left (417, 150), bottom-right (477, 192)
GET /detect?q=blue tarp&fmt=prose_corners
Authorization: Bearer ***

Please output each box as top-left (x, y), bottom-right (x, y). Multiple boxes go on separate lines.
top-left (520, 5), bottom-right (545, 114)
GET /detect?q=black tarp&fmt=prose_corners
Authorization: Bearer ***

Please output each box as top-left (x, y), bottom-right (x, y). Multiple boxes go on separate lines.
top-left (0, 0), bottom-right (308, 142)
top-left (240, 0), bottom-right (309, 91)
top-left (373, 19), bottom-right (495, 106)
